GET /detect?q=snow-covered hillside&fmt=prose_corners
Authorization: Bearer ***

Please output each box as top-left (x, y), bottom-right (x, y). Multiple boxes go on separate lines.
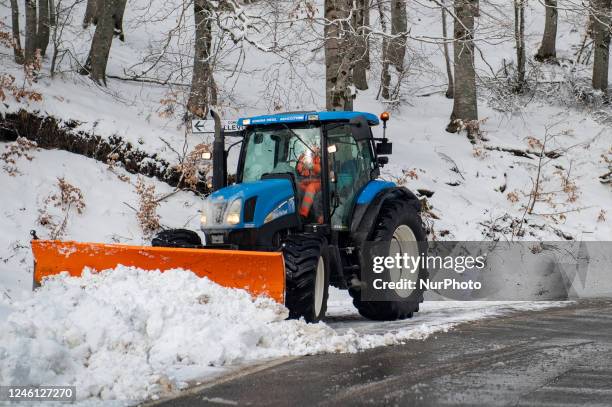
top-left (0, 146), bottom-right (202, 300)
top-left (0, 1), bottom-right (608, 248)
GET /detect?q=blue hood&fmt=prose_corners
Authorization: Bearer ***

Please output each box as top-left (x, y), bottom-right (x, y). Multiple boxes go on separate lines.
top-left (205, 179), bottom-right (295, 228)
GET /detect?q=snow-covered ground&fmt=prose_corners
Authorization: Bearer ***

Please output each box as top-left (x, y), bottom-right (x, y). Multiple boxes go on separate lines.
top-left (0, 0), bottom-right (610, 404)
top-left (0, 266), bottom-right (569, 404)
top-left (0, 147), bottom-right (203, 301)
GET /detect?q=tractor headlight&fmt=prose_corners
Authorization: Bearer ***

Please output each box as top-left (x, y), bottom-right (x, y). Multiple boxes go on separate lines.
top-left (226, 199), bottom-right (242, 225)
top-left (200, 214), bottom-right (207, 226)
top-left (264, 197), bottom-right (295, 224)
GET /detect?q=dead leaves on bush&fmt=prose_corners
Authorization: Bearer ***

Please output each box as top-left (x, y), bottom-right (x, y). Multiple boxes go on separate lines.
top-left (38, 178), bottom-right (86, 240)
top-left (1, 137), bottom-right (38, 175)
top-left (174, 143), bottom-right (212, 190)
top-left (135, 177), bottom-right (161, 237)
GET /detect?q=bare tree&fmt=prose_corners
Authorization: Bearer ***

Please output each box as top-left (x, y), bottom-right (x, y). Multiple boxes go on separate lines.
top-left (83, 0), bottom-right (102, 27)
top-left (353, 0), bottom-right (370, 91)
top-left (51, 0), bottom-right (81, 77)
top-left (188, 0), bottom-right (217, 118)
top-left (325, 0), bottom-right (354, 111)
top-left (388, 0), bottom-right (407, 70)
top-left (38, 0), bottom-right (51, 57)
top-left (50, 0), bottom-right (56, 26)
top-left (592, 0), bottom-right (612, 95)
top-left (514, 0), bottom-right (526, 92)
top-left (113, 0), bottom-right (127, 41)
top-left (24, 0), bottom-right (38, 64)
top-left (10, 0), bottom-right (24, 64)
top-left (379, 0), bottom-right (407, 101)
top-left (441, 0), bottom-right (453, 98)
top-left (83, 0), bottom-right (128, 84)
top-left (378, 0), bottom-right (391, 100)
top-left (446, 0), bottom-right (479, 136)
top-left (535, 0), bottom-right (558, 61)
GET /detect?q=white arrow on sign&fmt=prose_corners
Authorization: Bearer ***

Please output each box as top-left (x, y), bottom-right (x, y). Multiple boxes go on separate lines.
top-left (191, 119), bottom-right (243, 134)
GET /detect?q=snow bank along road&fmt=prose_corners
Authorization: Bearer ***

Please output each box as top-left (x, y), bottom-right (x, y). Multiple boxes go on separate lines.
top-left (0, 267), bottom-right (569, 403)
top-left (151, 300), bottom-right (612, 407)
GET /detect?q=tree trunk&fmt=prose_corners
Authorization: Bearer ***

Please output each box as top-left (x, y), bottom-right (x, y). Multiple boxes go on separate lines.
top-left (446, 0), bottom-right (478, 136)
top-left (10, 0), bottom-right (24, 64)
top-left (188, 0), bottom-right (217, 118)
top-left (535, 0), bottom-right (558, 61)
top-left (353, 0), bottom-right (370, 91)
top-left (592, 0), bottom-right (612, 95)
top-left (113, 0), bottom-right (127, 41)
top-left (85, 0), bottom-right (127, 85)
top-left (38, 0), bottom-right (51, 58)
top-left (84, 0), bottom-right (102, 28)
top-left (388, 0), bottom-right (407, 71)
top-left (376, 0), bottom-right (391, 100)
top-left (441, 0), bottom-right (453, 98)
top-left (24, 0), bottom-right (38, 64)
top-left (50, 0), bottom-right (56, 26)
top-left (514, 0), bottom-right (526, 92)
top-left (589, 0), bottom-right (597, 40)
top-left (325, 0), bottom-right (354, 111)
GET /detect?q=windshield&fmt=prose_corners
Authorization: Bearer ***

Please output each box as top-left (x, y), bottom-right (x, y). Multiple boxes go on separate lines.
top-left (241, 125), bottom-right (321, 182)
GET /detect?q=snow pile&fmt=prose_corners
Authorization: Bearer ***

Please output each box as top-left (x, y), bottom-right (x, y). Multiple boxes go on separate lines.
top-left (0, 267), bottom-right (419, 401)
top-left (0, 266), bottom-right (564, 402)
top-left (0, 267), bottom-right (281, 400)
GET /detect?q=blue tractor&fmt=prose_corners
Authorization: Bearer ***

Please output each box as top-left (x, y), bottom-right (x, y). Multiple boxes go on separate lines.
top-left (152, 111), bottom-right (428, 322)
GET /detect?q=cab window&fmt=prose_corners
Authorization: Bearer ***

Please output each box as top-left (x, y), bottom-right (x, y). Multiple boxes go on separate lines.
top-left (327, 126), bottom-right (374, 230)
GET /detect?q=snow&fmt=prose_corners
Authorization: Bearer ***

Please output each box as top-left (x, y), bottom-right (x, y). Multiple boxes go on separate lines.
top-left (0, 0), bottom-right (610, 404)
top-left (0, 147), bottom-right (203, 301)
top-left (0, 266), bottom-right (569, 404)
top-left (0, 1), bottom-right (608, 244)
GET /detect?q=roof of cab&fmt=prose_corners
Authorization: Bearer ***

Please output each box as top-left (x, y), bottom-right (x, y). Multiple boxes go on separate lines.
top-left (237, 111), bottom-right (379, 127)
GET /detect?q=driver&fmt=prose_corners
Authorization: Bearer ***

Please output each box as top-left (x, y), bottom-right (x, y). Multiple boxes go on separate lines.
top-left (296, 147), bottom-right (323, 223)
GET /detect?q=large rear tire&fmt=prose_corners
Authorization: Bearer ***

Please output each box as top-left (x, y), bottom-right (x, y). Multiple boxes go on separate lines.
top-left (283, 234), bottom-right (330, 323)
top-left (151, 229), bottom-right (203, 248)
top-left (350, 199), bottom-right (428, 321)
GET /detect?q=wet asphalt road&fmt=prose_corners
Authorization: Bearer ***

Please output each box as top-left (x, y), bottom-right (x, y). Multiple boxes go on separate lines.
top-left (152, 300), bottom-right (612, 406)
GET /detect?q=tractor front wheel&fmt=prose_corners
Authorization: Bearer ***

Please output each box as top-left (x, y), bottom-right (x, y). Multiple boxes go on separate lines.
top-left (151, 229), bottom-right (203, 248)
top-left (282, 234), bottom-right (330, 323)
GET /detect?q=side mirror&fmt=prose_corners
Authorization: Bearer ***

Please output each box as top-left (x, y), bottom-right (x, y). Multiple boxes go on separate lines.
top-left (377, 156), bottom-right (389, 166)
top-left (349, 116), bottom-right (372, 141)
top-left (376, 141), bottom-right (393, 155)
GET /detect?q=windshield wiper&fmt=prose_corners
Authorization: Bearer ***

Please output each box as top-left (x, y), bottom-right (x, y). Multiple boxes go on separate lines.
top-left (281, 124), bottom-right (316, 154)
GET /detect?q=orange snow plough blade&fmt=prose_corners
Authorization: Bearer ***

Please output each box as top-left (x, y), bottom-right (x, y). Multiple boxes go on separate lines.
top-left (31, 240), bottom-right (285, 303)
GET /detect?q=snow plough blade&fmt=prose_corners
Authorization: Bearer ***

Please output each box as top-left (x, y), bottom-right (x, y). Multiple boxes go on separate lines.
top-left (31, 240), bottom-right (285, 303)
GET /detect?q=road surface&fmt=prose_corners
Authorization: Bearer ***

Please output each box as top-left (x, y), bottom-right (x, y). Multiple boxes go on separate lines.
top-left (150, 300), bottom-right (612, 406)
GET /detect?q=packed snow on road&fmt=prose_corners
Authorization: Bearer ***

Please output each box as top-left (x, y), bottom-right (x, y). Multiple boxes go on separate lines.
top-left (0, 266), bottom-right (567, 404)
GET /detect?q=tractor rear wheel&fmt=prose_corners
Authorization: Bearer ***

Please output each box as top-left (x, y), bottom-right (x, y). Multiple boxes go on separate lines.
top-left (151, 229), bottom-right (203, 248)
top-left (350, 198), bottom-right (428, 321)
top-left (282, 234), bottom-right (330, 323)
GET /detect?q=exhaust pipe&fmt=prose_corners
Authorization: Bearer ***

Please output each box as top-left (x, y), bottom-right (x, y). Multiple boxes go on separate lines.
top-left (210, 109), bottom-right (227, 192)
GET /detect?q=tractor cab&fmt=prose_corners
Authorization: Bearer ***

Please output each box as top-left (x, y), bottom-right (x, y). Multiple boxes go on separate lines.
top-left (200, 111), bottom-right (393, 249)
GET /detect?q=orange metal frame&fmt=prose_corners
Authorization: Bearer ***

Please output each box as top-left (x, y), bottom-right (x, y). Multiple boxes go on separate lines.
top-left (31, 240), bottom-right (286, 303)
